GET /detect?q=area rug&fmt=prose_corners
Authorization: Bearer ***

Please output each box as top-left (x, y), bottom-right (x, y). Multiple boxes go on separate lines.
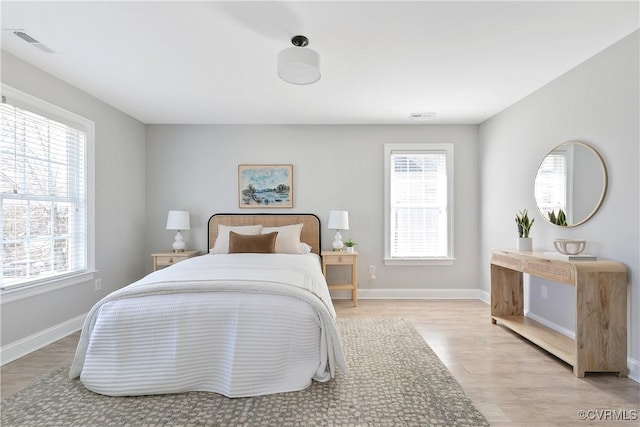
top-left (1, 318), bottom-right (489, 426)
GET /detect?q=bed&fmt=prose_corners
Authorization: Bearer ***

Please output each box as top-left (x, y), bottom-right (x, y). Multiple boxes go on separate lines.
top-left (70, 213), bottom-right (346, 398)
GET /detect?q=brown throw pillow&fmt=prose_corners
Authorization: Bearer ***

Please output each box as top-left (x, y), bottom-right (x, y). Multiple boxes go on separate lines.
top-left (228, 231), bottom-right (278, 254)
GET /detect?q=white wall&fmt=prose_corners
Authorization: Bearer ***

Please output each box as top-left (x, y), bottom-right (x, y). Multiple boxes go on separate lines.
top-left (145, 125), bottom-right (480, 295)
top-left (0, 52), bottom-right (147, 348)
top-left (478, 31), bottom-right (639, 379)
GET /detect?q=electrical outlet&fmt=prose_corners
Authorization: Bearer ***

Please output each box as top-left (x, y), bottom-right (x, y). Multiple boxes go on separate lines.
top-left (95, 278), bottom-right (102, 291)
top-left (369, 265), bottom-right (376, 275)
top-left (541, 284), bottom-right (547, 299)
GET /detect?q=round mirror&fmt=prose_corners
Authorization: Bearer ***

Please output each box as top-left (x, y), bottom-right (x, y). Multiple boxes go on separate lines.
top-left (534, 141), bottom-right (607, 227)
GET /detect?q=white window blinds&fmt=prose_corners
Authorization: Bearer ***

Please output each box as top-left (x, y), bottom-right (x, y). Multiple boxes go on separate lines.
top-left (1, 97), bottom-right (88, 289)
top-left (534, 151), bottom-right (567, 217)
top-left (387, 146), bottom-right (452, 259)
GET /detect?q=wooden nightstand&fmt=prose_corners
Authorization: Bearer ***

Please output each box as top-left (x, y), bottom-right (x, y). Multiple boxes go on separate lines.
top-left (152, 250), bottom-right (200, 271)
top-left (321, 250), bottom-right (358, 306)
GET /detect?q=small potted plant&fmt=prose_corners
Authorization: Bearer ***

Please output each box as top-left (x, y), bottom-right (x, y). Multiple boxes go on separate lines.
top-left (515, 209), bottom-right (534, 251)
top-left (344, 239), bottom-right (357, 253)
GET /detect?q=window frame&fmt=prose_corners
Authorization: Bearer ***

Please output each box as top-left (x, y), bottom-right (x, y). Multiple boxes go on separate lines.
top-left (1, 84), bottom-right (95, 302)
top-left (384, 143), bottom-right (454, 266)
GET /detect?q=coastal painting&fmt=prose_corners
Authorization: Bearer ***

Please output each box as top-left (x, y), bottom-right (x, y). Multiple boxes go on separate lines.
top-left (238, 164), bottom-right (293, 208)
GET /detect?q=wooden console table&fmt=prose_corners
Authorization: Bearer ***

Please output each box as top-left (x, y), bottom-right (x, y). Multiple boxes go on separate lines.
top-left (490, 249), bottom-right (627, 377)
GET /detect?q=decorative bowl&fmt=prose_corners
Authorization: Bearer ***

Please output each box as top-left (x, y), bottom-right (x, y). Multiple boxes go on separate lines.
top-left (553, 239), bottom-right (586, 255)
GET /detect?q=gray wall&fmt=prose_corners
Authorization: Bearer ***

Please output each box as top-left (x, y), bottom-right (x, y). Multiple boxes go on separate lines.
top-left (0, 52), bottom-right (147, 346)
top-left (478, 31), bottom-right (639, 372)
top-left (145, 125), bottom-right (480, 291)
top-left (2, 29), bottom-right (637, 379)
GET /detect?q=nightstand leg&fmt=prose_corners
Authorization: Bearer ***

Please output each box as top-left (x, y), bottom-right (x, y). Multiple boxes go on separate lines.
top-left (352, 264), bottom-right (357, 307)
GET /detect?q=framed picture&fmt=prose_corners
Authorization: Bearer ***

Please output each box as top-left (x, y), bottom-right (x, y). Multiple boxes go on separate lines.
top-left (238, 164), bottom-right (293, 208)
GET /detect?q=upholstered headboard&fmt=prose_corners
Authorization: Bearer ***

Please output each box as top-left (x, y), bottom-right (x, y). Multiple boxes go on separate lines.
top-left (208, 213), bottom-right (321, 255)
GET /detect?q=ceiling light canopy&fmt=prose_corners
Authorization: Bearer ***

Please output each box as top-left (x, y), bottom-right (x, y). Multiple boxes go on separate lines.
top-left (278, 35), bottom-right (320, 85)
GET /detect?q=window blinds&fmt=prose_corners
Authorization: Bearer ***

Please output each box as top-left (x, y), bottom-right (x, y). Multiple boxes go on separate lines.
top-left (389, 151), bottom-right (448, 258)
top-left (534, 151), bottom-right (567, 215)
top-left (1, 99), bottom-right (87, 288)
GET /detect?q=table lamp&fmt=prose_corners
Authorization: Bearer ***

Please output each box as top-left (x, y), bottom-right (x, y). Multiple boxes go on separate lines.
top-left (327, 210), bottom-right (349, 251)
top-left (166, 210), bottom-right (190, 252)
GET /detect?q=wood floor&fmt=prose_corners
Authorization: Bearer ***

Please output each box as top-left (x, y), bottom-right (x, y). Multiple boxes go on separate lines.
top-left (2, 299), bottom-right (639, 426)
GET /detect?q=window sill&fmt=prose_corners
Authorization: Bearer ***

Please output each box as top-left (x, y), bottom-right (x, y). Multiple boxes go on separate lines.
top-left (384, 257), bottom-right (455, 266)
top-left (1, 270), bottom-right (97, 304)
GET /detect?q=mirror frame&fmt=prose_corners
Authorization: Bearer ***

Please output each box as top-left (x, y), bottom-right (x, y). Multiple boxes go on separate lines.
top-left (534, 141), bottom-right (608, 228)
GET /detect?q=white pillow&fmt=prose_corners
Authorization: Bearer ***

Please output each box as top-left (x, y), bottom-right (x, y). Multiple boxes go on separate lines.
top-left (261, 223), bottom-right (304, 254)
top-left (211, 224), bottom-right (263, 254)
top-left (300, 242), bottom-right (312, 254)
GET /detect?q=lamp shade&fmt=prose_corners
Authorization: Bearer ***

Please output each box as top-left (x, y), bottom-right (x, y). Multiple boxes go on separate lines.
top-left (327, 210), bottom-right (349, 230)
top-left (166, 210), bottom-right (190, 230)
top-left (278, 46), bottom-right (321, 85)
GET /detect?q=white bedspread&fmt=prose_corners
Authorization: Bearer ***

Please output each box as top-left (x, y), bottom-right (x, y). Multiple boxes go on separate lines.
top-left (69, 253), bottom-right (347, 397)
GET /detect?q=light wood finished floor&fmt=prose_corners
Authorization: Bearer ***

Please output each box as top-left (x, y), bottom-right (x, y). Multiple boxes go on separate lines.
top-left (2, 300), bottom-right (639, 426)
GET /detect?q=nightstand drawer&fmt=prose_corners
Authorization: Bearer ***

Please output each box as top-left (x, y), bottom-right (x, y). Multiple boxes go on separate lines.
top-left (152, 250), bottom-right (200, 271)
top-left (155, 255), bottom-right (180, 266)
top-left (323, 254), bottom-right (356, 265)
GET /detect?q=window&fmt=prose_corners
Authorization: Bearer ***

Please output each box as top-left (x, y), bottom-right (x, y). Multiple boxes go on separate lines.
top-left (1, 85), bottom-right (94, 293)
top-left (384, 143), bottom-right (453, 265)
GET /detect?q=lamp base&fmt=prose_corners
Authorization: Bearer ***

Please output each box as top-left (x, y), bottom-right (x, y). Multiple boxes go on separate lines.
top-left (332, 230), bottom-right (344, 251)
top-left (172, 230), bottom-right (186, 252)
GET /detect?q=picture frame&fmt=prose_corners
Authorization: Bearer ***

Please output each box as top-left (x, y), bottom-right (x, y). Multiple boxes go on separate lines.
top-left (238, 164), bottom-right (293, 208)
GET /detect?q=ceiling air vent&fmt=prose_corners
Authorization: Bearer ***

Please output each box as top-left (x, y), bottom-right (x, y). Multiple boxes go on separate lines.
top-left (409, 112), bottom-right (436, 122)
top-left (13, 31), bottom-right (54, 53)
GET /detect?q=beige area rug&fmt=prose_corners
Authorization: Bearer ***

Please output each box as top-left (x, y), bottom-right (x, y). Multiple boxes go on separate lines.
top-left (1, 318), bottom-right (489, 426)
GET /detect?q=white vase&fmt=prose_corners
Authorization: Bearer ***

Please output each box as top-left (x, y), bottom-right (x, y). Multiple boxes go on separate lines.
top-left (517, 237), bottom-right (532, 251)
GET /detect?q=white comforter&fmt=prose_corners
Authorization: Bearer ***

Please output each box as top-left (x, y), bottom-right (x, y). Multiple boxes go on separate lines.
top-left (70, 253), bottom-right (347, 397)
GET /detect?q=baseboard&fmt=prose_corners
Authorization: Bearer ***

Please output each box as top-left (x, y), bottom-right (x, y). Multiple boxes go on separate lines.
top-left (525, 311), bottom-right (575, 340)
top-left (627, 357), bottom-right (640, 383)
top-left (477, 289), bottom-right (490, 304)
top-left (331, 287), bottom-right (487, 300)
top-left (0, 313), bottom-right (86, 366)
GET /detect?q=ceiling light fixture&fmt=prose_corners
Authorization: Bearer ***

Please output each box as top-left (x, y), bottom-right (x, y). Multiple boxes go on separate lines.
top-left (278, 35), bottom-right (320, 85)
